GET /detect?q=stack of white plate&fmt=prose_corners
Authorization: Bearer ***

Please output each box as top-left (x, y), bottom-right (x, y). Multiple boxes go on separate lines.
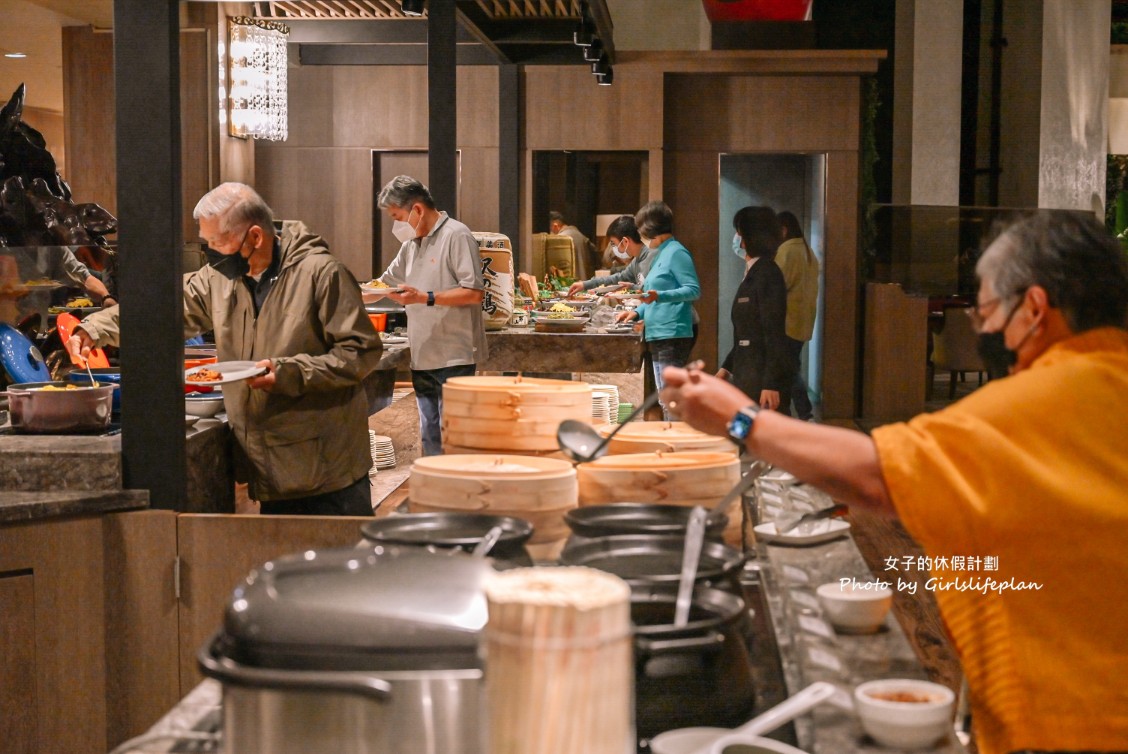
top-left (589, 384), bottom-right (620, 419)
top-left (591, 391), bottom-right (613, 425)
top-left (369, 431), bottom-right (396, 473)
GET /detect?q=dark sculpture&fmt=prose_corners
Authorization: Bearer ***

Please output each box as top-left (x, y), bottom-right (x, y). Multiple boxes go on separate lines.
top-left (0, 84), bottom-right (117, 249)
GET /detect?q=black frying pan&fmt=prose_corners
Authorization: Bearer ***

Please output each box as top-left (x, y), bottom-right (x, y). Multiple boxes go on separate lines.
top-left (360, 513), bottom-right (534, 567)
top-left (558, 534), bottom-right (745, 586)
top-left (564, 503), bottom-right (729, 540)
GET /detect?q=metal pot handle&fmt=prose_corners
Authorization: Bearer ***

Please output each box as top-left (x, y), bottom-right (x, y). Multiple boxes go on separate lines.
top-left (198, 633), bottom-right (393, 702)
top-left (635, 630), bottom-right (725, 657)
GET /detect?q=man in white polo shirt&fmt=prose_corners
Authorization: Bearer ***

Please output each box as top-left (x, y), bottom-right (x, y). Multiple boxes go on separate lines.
top-left (373, 175), bottom-right (488, 455)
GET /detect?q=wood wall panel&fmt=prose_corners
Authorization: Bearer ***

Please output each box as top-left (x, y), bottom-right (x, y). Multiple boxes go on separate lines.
top-left (254, 147), bottom-right (374, 279)
top-left (0, 516), bottom-right (107, 754)
top-left (523, 64), bottom-right (664, 151)
top-left (823, 151), bottom-right (862, 419)
top-left (664, 74), bottom-right (861, 152)
top-left (63, 26), bottom-right (216, 242)
top-left (0, 573), bottom-right (37, 754)
top-left (862, 282), bottom-right (929, 422)
top-left (176, 514), bottom-right (375, 695)
top-left (460, 147), bottom-right (500, 233)
top-left (103, 511), bottom-right (181, 749)
top-left (662, 149), bottom-right (721, 371)
top-left (278, 66), bottom-right (498, 149)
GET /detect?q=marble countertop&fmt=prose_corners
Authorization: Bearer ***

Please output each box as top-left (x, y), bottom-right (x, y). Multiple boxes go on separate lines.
top-left (0, 488), bottom-right (148, 524)
top-left (482, 326), bottom-right (644, 373)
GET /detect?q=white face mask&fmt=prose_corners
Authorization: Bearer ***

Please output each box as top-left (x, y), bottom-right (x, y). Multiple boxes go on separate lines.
top-left (611, 241), bottom-right (631, 261)
top-left (391, 206), bottom-right (420, 244)
top-left (639, 234), bottom-right (653, 248)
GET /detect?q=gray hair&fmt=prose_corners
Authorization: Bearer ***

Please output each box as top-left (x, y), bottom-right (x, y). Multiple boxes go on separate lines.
top-left (548, 210), bottom-right (566, 225)
top-left (192, 182), bottom-right (274, 236)
top-left (634, 201), bottom-right (673, 238)
top-left (377, 175), bottom-right (435, 210)
top-left (977, 212), bottom-right (1128, 332)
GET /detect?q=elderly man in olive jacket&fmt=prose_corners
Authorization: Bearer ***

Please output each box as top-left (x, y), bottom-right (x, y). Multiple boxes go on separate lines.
top-left (70, 183), bottom-right (383, 515)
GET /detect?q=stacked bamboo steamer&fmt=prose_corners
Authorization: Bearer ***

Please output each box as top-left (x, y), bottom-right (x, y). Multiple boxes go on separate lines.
top-left (595, 420), bottom-right (737, 455)
top-left (484, 567), bottom-right (633, 754)
top-left (442, 375), bottom-right (592, 458)
top-left (577, 451), bottom-right (743, 546)
top-left (410, 454), bottom-right (578, 560)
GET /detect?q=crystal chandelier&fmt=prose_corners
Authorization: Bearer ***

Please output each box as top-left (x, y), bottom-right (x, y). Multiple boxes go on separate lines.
top-left (226, 17), bottom-right (289, 141)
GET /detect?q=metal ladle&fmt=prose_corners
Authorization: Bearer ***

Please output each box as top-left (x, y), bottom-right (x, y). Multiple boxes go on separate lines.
top-left (555, 390), bottom-right (661, 463)
top-left (472, 525), bottom-right (505, 558)
top-left (673, 506), bottom-right (708, 626)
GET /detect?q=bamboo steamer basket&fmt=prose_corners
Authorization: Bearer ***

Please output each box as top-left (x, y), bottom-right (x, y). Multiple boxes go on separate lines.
top-left (441, 442), bottom-right (570, 462)
top-left (596, 420), bottom-right (738, 455)
top-left (577, 451), bottom-right (743, 546)
top-left (409, 454), bottom-right (578, 552)
top-left (442, 376), bottom-right (591, 452)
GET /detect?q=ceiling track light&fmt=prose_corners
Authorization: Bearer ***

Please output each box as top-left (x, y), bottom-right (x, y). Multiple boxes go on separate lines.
top-left (597, 67), bottom-right (614, 86)
top-left (583, 38), bottom-right (603, 63)
top-left (591, 52), bottom-right (610, 76)
top-left (401, 0), bottom-right (425, 16)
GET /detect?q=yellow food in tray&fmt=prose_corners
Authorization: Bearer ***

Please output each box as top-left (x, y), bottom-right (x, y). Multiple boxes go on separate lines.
top-left (365, 279), bottom-right (390, 288)
top-left (547, 311), bottom-right (579, 319)
top-left (66, 297), bottom-right (94, 308)
top-left (549, 302), bottom-right (576, 313)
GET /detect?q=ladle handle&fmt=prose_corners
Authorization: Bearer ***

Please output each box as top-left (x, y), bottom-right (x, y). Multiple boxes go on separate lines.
top-left (673, 506), bottom-right (707, 627)
top-left (709, 468), bottom-right (761, 514)
top-left (473, 525), bottom-right (505, 557)
top-left (700, 681), bottom-right (839, 753)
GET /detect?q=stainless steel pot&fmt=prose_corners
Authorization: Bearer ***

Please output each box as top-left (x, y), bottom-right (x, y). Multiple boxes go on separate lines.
top-left (631, 583), bottom-right (757, 745)
top-left (198, 546), bottom-right (491, 754)
top-left (6, 380), bottom-right (115, 433)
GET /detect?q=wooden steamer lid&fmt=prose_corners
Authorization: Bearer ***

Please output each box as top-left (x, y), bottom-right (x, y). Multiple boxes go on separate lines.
top-left (596, 420), bottom-right (737, 455)
top-left (577, 451), bottom-right (743, 547)
top-left (442, 376), bottom-right (592, 453)
top-left (410, 455), bottom-right (578, 548)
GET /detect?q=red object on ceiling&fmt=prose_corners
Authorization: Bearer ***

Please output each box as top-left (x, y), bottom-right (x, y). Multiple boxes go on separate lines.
top-left (702, 0), bottom-right (813, 22)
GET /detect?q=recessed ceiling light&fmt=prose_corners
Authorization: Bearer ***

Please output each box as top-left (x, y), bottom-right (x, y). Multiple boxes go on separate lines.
top-left (4, 53), bottom-right (28, 59)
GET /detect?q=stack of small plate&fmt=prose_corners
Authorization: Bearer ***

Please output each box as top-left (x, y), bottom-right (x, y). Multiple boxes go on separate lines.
top-left (369, 431), bottom-right (396, 473)
top-left (591, 391), bottom-right (613, 425)
top-left (616, 403), bottom-right (634, 423)
top-left (589, 384), bottom-right (620, 419)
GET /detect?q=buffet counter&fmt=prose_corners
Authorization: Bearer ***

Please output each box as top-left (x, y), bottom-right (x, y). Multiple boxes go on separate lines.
top-left (483, 326), bottom-right (644, 373)
top-left (112, 522), bottom-right (966, 754)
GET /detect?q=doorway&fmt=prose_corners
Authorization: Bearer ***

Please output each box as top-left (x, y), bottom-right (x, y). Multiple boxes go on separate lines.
top-left (718, 153), bottom-right (827, 414)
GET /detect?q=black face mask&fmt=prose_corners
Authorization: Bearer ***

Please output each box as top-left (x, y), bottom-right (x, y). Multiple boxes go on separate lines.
top-left (975, 299), bottom-right (1033, 379)
top-left (204, 229), bottom-right (253, 280)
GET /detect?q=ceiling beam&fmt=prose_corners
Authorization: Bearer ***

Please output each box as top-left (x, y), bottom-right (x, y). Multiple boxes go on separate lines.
top-left (297, 42), bottom-right (501, 65)
top-left (586, 0), bottom-right (614, 62)
top-left (456, 7), bottom-right (510, 64)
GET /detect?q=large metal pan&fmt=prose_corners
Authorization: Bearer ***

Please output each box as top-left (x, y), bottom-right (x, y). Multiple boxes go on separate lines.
top-left (564, 503), bottom-right (729, 540)
top-left (6, 380), bottom-right (115, 433)
top-left (359, 513), bottom-right (535, 568)
top-left (558, 534), bottom-right (745, 588)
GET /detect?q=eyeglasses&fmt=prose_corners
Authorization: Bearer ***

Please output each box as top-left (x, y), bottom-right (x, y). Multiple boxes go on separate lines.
top-left (969, 288), bottom-right (1027, 331)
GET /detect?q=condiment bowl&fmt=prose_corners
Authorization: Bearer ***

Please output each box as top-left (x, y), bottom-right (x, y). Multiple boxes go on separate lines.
top-left (185, 393), bottom-right (224, 418)
top-left (816, 580), bottom-right (892, 634)
top-left (853, 679), bottom-right (955, 749)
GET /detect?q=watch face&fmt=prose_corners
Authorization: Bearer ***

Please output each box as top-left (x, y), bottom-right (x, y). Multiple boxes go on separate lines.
top-left (728, 411), bottom-right (753, 442)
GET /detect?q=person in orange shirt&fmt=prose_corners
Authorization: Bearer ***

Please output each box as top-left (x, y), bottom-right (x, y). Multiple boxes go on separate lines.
top-left (659, 212), bottom-right (1128, 754)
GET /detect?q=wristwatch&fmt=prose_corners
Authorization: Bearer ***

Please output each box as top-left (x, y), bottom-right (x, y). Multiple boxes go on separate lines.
top-left (726, 405), bottom-right (760, 445)
top-left (426, 291), bottom-right (435, 306)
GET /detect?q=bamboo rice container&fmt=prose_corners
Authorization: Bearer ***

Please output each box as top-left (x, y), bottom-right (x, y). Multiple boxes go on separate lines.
top-left (442, 375), bottom-right (592, 452)
top-left (409, 454), bottom-right (578, 556)
top-left (484, 567), bottom-right (633, 754)
top-left (577, 451), bottom-right (742, 546)
top-left (596, 420), bottom-right (738, 455)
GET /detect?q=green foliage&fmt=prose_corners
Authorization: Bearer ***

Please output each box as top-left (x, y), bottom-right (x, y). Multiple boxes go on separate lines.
top-left (1105, 155), bottom-right (1128, 231)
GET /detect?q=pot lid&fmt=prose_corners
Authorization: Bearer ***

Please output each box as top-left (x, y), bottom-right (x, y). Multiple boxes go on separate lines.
top-left (444, 375), bottom-right (591, 393)
top-left (0, 323), bottom-right (50, 383)
top-left (596, 421), bottom-right (719, 442)
top-left (221, 546), bottom-right (493, 671)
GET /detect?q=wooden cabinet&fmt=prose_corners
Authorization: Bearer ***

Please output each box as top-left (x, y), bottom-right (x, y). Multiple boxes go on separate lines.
top-left (0, 573), bottom-right (37, 754)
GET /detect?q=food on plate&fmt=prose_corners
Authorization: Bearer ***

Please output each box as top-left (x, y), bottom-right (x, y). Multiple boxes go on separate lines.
top-left (548, 311), bottom-right (581, 319)
top-left (24, 278), bottom-right (60, 286)
top-left (187, 368), bottom-right (223, 383)
top-left (34, 384), bottom-right (81, 391)
top-left (549, 302), bottom-right (576, 313)
top-left (364, 279), bottom-right (390, 288)
top-left (866, 690), bottom-right (939, 704)
top-left (66, 297), bottom-right (94, 307)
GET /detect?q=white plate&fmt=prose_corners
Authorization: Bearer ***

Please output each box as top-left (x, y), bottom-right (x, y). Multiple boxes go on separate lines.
top-left (761, 467), bottom-right (799, 485)
top-left (604, 292), bottom-right (644, 302)
top-left (754, 519), bottom-right (851, 546)
top-left (360, 284), bottom-right (406, 295)
top-left (380, 335), bottom-right (408, 345)
top-left (185, 415), bottom-right (200, 428)
top-left (185, 361), bottom-right (268, 386)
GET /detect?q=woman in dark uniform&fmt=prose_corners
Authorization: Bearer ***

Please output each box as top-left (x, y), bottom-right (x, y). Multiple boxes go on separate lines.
top-left (718, 206), bottom-right (792, 414)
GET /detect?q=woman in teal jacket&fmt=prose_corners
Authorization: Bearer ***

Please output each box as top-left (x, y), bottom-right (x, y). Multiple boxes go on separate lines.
top-left (616, 201), bottom-right (701, 418)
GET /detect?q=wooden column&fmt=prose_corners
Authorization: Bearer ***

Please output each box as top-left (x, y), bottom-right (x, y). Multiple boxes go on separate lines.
top-left (428, 0), bottom-right (458, 214)
top-left (498, 63), bottom-right (521, 267)
top-left (113, 0), bottom-right (185, 509)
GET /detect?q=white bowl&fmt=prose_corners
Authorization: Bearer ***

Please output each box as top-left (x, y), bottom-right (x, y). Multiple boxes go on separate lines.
top-left (816, 580), bottom-right (892, 634)
top-left (185, 394), bottom-right (224, 418)
top-left (854, 679), bottom-right (955, 748)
